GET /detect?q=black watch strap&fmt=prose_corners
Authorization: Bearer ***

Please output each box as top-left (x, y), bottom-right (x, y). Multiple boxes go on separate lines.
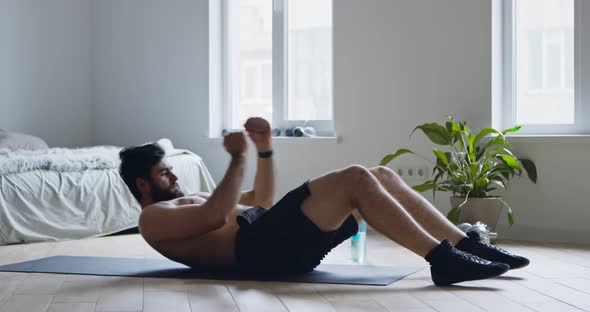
top-left (258, 150), bottom-right (273, 158)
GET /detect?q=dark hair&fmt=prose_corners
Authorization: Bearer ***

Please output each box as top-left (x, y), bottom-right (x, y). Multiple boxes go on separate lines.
top-left (119, 143), bottom-right (166, 202)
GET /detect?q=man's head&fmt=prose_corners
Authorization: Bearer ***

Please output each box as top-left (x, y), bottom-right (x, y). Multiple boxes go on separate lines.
top-left (119, 143), bottom-right (185, 206)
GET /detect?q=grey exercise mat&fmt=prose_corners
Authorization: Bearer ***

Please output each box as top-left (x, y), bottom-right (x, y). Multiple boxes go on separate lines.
top-left (0, 256), bottom-right (421, 286)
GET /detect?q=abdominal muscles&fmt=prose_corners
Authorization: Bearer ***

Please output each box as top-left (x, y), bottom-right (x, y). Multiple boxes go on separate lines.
top-left (151, 207), bottom-right (246, 270)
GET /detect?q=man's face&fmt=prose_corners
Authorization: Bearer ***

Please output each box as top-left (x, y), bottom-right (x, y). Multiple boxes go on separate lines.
top-left (146, 159), bottom-right (185, 202)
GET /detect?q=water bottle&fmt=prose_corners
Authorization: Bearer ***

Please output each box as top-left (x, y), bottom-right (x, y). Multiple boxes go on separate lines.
top-left (351, 219), bottom-right (367, 263)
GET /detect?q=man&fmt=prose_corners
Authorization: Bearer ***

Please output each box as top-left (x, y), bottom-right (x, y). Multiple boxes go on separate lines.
top-left (119, 117), bottom-right (529, 286)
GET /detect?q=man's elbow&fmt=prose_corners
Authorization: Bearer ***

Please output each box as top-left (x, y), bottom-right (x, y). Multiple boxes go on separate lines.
top-left (205, 205), bottom-right (230, 229)
top-left (212, 214), bottom-right (229, 229)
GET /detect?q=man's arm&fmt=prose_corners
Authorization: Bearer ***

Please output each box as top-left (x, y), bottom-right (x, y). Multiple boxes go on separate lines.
top-left (194, 158), bottom-right (274, 208)
top-left (239, 156), bottom-right (275, 208)
top-left (239, 117), bottom-right (275, 208)
top-left (195, 156), bottom-right (275, 208)
top-left (139, 133), bottom-right (248, 243)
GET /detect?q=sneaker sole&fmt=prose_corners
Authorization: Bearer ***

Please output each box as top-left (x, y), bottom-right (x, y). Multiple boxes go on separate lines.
top-left (431, 264), bottom-right (510, 286)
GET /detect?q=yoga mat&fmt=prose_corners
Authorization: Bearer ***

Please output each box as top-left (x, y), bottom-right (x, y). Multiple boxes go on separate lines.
top-left (0, 256), bottom-right (421, 286)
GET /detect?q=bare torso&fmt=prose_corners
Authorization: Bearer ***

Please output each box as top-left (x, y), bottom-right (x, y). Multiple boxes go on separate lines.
top-left (141, 195), bottom-right (251, 270)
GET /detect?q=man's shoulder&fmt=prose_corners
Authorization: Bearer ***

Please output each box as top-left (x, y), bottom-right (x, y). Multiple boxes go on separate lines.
top-left (189, 192), bottom-right (212, 199)
top-left (140, 200), bottom-right (178, 219)
top-left (144, 200), bottom-right (176, 210)
top-left (143, 196), bottom-right (208, 212)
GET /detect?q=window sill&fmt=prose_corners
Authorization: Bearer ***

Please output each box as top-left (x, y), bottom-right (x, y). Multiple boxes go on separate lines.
top-left (506, 134), bottom-right (590, 143)
top-left (204, 136), bottom-right (342, 144)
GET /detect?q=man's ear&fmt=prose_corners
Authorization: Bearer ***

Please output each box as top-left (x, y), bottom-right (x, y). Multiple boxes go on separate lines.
top-left (136, 177), bottom-right (150, 194)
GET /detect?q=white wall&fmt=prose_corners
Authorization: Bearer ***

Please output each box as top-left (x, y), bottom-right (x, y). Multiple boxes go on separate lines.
top-left (91, 0), bottom-right (492, 223)
top-left (91, 0), bottom-right (210, 150)
top-left (16, 0), bottom-right (587, 244)
top-left (499, 141), bottom-right (590, 244)
top-left (93, 0), bottom-right (490, 188)
top-left (0, 0), bottom-right (92, 147)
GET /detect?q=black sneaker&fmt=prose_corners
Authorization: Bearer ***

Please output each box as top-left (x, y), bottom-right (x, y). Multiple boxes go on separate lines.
top-left (455, 232), bottom-right (530, 270)
top-left (425, 239), bottom-right (510, 286)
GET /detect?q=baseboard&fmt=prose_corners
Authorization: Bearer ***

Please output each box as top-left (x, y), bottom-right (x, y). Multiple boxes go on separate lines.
top-left (366, 224), bottom-right (590, 246)
top-left (495, 224), bottom-right (590, 245)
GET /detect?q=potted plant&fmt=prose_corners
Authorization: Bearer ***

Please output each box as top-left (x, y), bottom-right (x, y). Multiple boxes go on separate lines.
top-left (380, 116), bottom-right (537, 230)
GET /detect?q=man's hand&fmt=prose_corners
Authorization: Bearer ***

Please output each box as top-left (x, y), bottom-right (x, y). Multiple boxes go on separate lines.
top-left (224, 131), bottom-right (248, 158)
top-left (244, 117), bottom-right (272, 152)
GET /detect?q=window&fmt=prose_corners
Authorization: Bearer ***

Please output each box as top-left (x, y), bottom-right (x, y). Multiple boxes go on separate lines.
top-left (217, 0), bottom-right (333, 136)
top-left (500, 0), bottom-right (585, 134)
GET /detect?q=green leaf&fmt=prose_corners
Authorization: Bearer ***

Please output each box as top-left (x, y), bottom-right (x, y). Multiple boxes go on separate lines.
top-left (469, 164), bottom-right (479, 179)
top-left (476, 176), bottom-right (489, 188)
top-left (499, 199), bottom-right (515, 227)
top-left (474, 128), bottom-right (503, 147)
top-left (412, 181), bottom-right (436, 192)
top-left (489, 147), bottom-right (514, 158)
top-left (446, 118), bottom-right (462, 145)
top-left (447, 206), bottom-right (461, 225)
top-left (379, 149), bottom-right (417, 166)
top-left (433, 148), bottom-right (448, 166)
top-left (468, 151), bottom-right (476, 162)
top-left (507, 206), bottom-right (514, 227)
top-left (446, 116), bottom-right (461, 129)
top-left (445, 121), bottom-right (453, 133)
top-left (488, 180), bottom-right (506, 190)
top-left (411, 123), bottom-right (451, 145)
top-left (481, 161), bottom-right (492, 174)
top-left (466, 130), bottom-right (475, 153)
top-left (485, 135), bottom-right (512, 150)
top-left (475, 145), bottom-right (484, 160)
top-left (498, 154), bottom-right (521, 171)
top-left (448, 192), bottom-right (470, 223)
top-left (520, 158), bottom-right (537, 183)
top-left (502, 125), bottom-right (522, 135)
top-left (432, 170), bottom-right (444, 183)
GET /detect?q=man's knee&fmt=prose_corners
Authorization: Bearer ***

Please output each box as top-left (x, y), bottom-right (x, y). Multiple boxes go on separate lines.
top-left (342, 165), bottom-right (373, 183)
top-left (371, 166), bottom-right (403, 185)
top-left (341, 165), bottom-right (382, 197)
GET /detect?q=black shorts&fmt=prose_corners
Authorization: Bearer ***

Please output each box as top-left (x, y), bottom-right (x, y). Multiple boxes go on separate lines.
top-left (234, 181), bottom-right (359, 274)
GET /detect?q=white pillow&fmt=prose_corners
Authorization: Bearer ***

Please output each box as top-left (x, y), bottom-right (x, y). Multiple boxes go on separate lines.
top-left (156, 138), bottom-right (175, 155)
top-left (0, 130), bottom-right (49, 150)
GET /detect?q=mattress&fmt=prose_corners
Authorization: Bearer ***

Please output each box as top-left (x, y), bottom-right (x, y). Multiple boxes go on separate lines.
top-left (0, 149), bottom-right (216, 245)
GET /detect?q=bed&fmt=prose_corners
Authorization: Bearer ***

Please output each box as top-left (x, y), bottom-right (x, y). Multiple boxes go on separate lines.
top-left (0, 139), bottom-right (216, 245)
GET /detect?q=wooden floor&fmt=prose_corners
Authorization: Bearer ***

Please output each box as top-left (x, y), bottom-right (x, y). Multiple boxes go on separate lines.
top-left (1, 232), bottom-right (589, 312)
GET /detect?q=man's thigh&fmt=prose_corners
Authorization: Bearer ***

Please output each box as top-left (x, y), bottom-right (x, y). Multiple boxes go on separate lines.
top-left (235, 181), bottom-right (356, 274)
top-left (300, 166), bottom-right (361, 231)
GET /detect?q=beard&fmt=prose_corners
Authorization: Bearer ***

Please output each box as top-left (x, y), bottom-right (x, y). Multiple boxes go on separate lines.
top-left (149, 180), bottom-right (185, 202)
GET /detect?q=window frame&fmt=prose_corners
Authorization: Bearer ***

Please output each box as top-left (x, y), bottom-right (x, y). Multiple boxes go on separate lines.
top-left (502, 0), bottom-right (585, 135)
top-left (219, 0), bottom-right (334, 136)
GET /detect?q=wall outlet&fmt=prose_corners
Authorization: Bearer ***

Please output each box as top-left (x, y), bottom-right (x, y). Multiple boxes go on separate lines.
top-left (396, 166), bottom-right (429, 180)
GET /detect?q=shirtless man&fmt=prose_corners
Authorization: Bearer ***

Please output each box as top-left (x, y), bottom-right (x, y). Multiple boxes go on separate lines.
top-left (119, 117), bottom-right (529, 286)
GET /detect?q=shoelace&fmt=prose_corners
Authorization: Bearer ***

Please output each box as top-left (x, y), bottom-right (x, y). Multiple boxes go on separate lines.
top-left (475, 238), bottom-right (516, 256)
top-left (452, 247), bottom-right (491, 265)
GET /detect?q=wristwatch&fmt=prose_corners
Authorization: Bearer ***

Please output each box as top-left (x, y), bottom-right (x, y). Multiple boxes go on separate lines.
top-left (258, 150), bottom-right (273, 158)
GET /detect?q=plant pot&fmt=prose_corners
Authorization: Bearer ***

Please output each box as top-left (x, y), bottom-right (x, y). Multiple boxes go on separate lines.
top-left (450, 196), bottom-right (504, 231)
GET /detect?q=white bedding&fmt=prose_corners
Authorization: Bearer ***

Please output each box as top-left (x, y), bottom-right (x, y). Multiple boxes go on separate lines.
top-left (0, 147), bottom-right (216, 245)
